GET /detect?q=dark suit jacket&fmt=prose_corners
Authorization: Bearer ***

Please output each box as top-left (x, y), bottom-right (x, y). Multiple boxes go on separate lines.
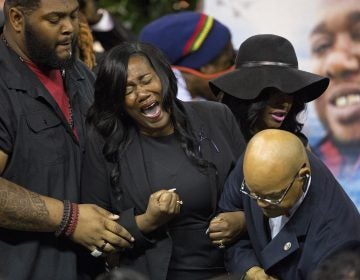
top-left (81, 101), bottom-right (246, 280)
top-left (219, 152), bottom-right (360, 280)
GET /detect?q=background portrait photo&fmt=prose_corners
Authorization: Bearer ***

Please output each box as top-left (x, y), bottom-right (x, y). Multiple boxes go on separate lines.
top-left (202, 0), bottom-right (360, 210)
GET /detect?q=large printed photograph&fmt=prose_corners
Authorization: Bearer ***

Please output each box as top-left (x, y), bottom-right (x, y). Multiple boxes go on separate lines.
top-left (203, 0), bottom-right (360, 210)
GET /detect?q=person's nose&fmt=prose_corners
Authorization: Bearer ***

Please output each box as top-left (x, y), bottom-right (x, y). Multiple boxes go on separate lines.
top-left (274, 94), bottom-right (293, 108)
top-left (137, 87), bottom-right (151, 103)
top-left (257, 199), bottom-right (271, 209)
top-left (61, 17), bottom-right (76, 35)
top-left (324, 33), bottom-right (360, 80)
top-left (280, 94), bottom-right (293, 105)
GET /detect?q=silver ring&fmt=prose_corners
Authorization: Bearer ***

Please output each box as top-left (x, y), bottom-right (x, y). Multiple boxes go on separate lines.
top-left (218, 240), bottom-right (225, 249)
top-left (90, 248), bottom-right (103, 257)
top-left (176, 200), bottom-right (183, 205)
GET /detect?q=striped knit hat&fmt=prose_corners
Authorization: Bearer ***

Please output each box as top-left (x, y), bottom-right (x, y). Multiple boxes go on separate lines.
top-left (139, 11), bottom-right (231, 69)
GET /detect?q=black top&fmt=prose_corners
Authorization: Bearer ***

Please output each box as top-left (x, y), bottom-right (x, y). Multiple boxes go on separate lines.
top-left (140, 133), bottom-right (225, 279)
top-left (0, 35), bottom-right (95, 280)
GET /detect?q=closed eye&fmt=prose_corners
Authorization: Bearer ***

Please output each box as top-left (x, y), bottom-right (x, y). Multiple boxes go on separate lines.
top-left (125, 86), bottom-right (134, 95)
top-left (141, 74), bottom-right (152, 84)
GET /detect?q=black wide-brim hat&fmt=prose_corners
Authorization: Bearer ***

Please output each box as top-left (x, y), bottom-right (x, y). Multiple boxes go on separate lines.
top-left (209, 34), bottom-right (329, 103)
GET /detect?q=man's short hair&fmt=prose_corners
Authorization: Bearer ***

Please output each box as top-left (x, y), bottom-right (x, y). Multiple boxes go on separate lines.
top-left (4, 0), bottom-right (41, 16)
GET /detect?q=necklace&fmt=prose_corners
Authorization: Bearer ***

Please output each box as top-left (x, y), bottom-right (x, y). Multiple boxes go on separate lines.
top-left (2, 33), bottom-right (74, 130)
top-left (1, 33), bottom-right (29, 63)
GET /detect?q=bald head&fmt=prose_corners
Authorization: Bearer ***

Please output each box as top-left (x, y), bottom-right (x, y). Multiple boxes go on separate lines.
top-left (242, 130), bottom-right (310, 217)
top-left (244, 129), bottom-right (307, 180)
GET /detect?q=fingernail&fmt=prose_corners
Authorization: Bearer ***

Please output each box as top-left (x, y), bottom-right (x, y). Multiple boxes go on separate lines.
top-left (205, 228), bottom-right (209, 234)
top-left (168, 188), bottom-right (176, 192)
top-left (111, 214), bottom-right (119, 219)
top-left (131, 237), bottom-right (135, 242)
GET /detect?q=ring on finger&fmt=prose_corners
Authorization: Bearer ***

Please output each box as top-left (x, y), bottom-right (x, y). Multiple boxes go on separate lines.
top-left (218, 239), bottom-right (225, 249)
top-left (90, 248), bottom-right (103, 257)
top-left (99, 240), bottom-right (108, 251)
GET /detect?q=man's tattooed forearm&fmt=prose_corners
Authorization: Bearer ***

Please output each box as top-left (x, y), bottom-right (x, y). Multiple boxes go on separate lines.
top-left (0, 180), bottom-right (50, 231)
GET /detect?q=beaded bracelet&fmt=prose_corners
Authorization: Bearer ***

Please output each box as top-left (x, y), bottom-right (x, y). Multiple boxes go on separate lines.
top-left (54, 200), bottom-right (71, 237)
top-left (64, 203), bottom-right (79, 237)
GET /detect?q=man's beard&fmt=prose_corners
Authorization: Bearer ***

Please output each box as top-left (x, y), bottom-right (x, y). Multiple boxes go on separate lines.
top-left (24, 22), bottom-right (77, 70)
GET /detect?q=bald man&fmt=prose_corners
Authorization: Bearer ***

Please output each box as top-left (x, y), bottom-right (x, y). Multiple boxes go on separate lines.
top-left (218, 129), bottom-right (360, 280)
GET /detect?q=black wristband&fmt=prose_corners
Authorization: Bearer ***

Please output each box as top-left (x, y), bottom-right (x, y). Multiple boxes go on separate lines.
top-left (55, 200), bottom-right (72, 237)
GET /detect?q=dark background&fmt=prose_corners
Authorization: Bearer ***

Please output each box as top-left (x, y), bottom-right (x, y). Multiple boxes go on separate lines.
top-left (99, 0), bottom-right (199, 35)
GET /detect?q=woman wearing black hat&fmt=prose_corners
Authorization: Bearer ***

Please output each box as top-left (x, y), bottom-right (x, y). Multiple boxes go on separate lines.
top-left (210, 34), bottom-right (329, 144)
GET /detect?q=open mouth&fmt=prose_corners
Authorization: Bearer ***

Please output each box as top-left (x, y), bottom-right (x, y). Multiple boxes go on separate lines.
top-left (141, 102), bottom-right (161, 119)
top-left (271, 111), bottom-right (287, 122)
top-left (332, 92), bottom-right (360, 107)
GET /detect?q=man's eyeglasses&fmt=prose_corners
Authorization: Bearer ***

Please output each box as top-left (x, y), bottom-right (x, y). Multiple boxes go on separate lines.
top-left (240, 168), bottom-right (306, 205)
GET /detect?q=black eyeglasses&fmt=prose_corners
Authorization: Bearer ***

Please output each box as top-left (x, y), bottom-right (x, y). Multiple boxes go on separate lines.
top-left (240, 167), bottom-right (304, 205)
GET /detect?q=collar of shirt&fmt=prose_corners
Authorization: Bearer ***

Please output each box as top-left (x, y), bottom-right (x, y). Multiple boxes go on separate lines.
top-left (269, 175), bottom-right (312, 239)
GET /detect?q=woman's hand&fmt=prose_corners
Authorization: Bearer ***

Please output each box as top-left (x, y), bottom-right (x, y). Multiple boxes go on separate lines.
top-left (208, 211), bottom-right (246, 247)
top-left (136, 189), bottom-right (182, 233)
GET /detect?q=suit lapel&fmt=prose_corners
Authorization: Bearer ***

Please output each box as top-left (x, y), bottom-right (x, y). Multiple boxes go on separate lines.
top-left (259, 189), bottom-right (314, 270)
top-left (261, 226), bottom-right (300, 270)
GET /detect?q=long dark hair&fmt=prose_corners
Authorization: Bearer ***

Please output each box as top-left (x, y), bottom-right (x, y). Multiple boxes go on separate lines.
top-left (87, 42), bottom-right (213, 195)
top-left (222, 88), bottom-right (305, 142)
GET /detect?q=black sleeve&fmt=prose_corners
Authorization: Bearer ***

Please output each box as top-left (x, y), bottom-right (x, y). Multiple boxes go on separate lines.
top-left (218, 155), bottom-right (245, 212)
top-left (81, 128), bottom-right (155, 250)
top-left (81, 128), bottom-right (112, 211)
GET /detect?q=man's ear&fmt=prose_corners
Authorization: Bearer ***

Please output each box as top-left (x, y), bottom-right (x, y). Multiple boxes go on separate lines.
top-left (301, 173), bottom-right (310, 192)
top-left (299, 165), bottom-right (311, 192)
top-left (8, 7), bottom-right (25, 33)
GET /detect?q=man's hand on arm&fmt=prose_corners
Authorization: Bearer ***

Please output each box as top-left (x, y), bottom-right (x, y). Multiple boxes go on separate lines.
top-left (0, 149), bottom-right (134, 255)
top-left (71, 204), bottom-right (135, 254)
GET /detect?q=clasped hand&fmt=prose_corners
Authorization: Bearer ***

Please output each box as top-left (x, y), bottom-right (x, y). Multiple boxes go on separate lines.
top-left (207, 211), bottom-right (246, 247)
top-left (138, 189), bottom-right (182, 233)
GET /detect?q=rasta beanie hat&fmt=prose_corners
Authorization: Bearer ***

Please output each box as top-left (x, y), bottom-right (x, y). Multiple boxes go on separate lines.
top-left (139, 11), bottom-right (231, 69)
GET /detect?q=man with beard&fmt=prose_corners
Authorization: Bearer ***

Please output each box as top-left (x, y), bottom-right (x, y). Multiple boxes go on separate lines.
top-left (309, 0), bottom-right (360, 210)
top-left (0, 1), bottom-right (134, 279)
